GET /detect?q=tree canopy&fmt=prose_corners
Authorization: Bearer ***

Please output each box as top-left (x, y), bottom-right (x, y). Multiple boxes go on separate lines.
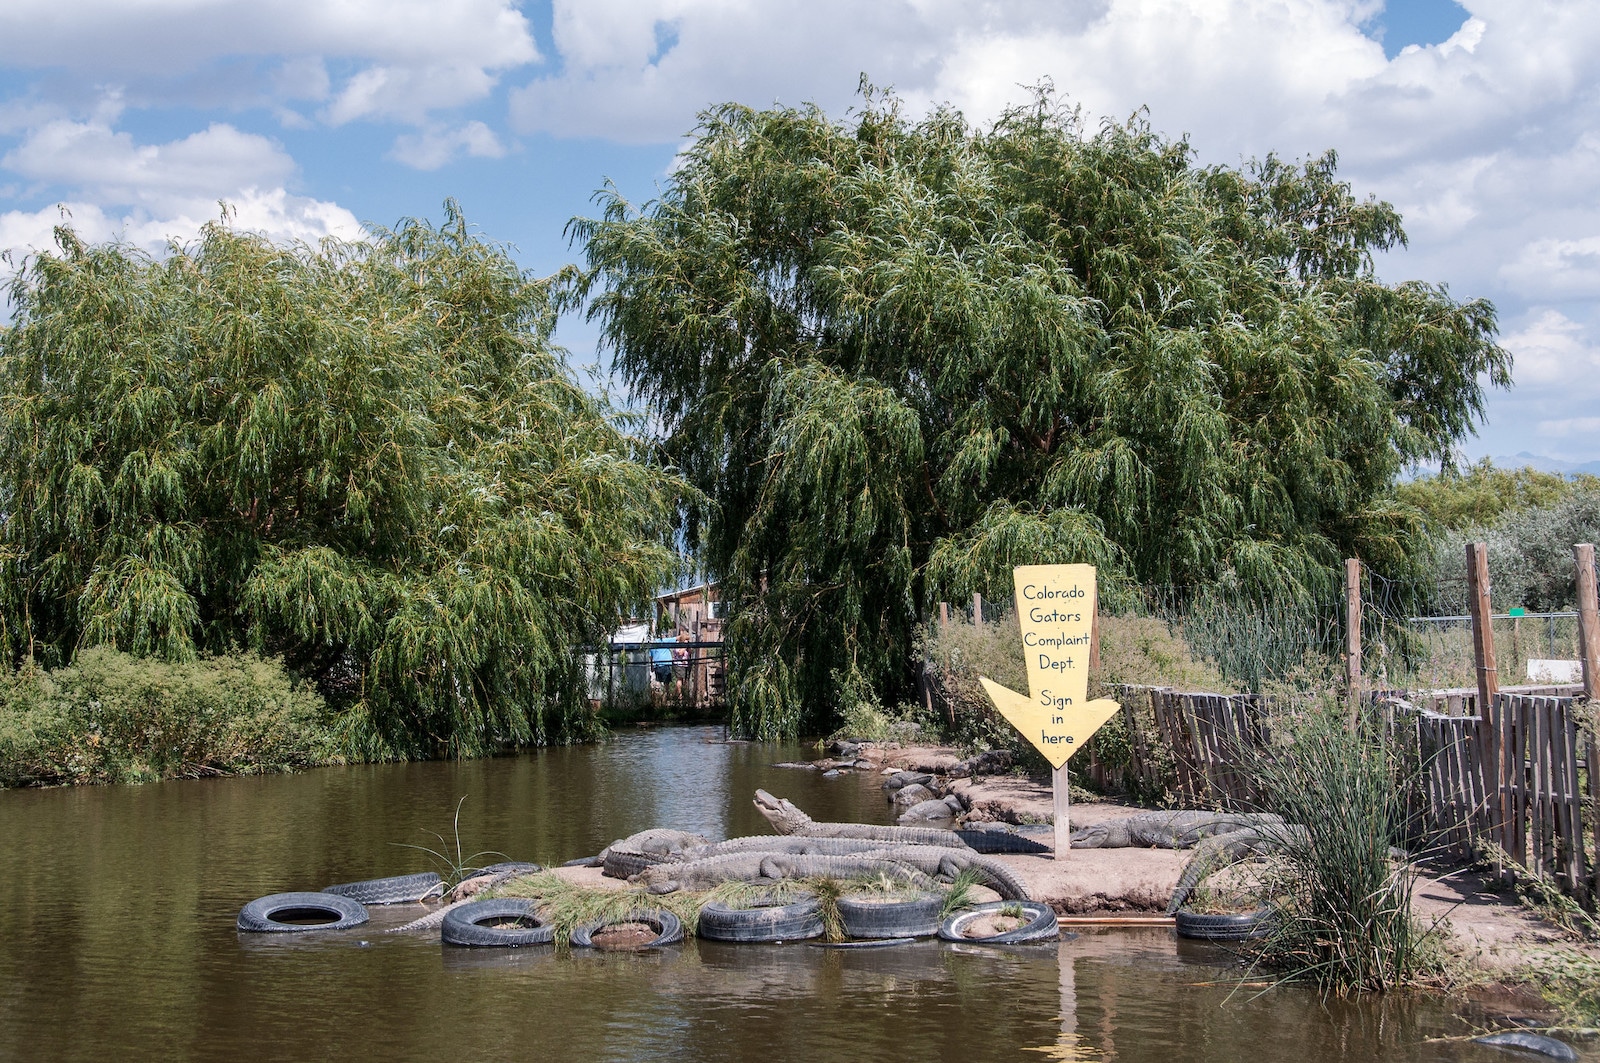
top-left (574, 89), bottom-right (1512, 736)
top-left (0, 208), bottom-right (686, 757)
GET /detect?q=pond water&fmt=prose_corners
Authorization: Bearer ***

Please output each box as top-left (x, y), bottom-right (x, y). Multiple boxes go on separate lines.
top-left (0, 725), bottom-right (1584, 1061)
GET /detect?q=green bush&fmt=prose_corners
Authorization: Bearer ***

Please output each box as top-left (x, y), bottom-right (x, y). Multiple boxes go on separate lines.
top-left (1432, 488), bottom-right (1600, 613)
top-left (0, 648), bottom-right (343, 787)
top-left (1250, 701), bottom-right (1435, 992)
top-left (918, 610), bottom-right (1226, 771)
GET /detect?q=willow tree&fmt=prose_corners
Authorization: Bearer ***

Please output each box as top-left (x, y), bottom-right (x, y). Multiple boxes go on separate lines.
top-left (575, 89), bottom-right (1512, 736)
top-left (0, 207), bottom-right (686, 758)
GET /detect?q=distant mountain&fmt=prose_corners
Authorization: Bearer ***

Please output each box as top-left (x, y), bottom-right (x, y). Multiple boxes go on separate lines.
top-left (1490, 452), bottom-right (1600, 477)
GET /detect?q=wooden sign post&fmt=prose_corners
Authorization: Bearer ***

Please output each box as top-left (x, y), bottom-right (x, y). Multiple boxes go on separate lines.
top-left (978, 564), bottom-right (1120, 860)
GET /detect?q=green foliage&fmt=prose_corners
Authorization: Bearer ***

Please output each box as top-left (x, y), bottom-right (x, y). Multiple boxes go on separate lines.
top-left (0, 647), bottom-right (339, 786)
top-left (1251, 701), bottom-right (1436, 992)
top-left (0, 207), bottom-right (687, 758)
top-left (1093, 614), bottom-right (1231, 692)
top-left (921, 610), bottom-right (1222, 768)
top-left (574, 86), bottom-right (1510, 735)
top-left (1432, 487), bottom-right (1600, 613)
top-left (1398, 460), bottom-right (1592, 532)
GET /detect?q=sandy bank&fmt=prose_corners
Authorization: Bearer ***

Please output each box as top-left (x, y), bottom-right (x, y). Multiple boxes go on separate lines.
top-left (858, 740), bottom-right (1600, 978)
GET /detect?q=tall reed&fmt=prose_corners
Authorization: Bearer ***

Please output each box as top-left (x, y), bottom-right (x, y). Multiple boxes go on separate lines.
top-left (1252, 702), bottom-right (1433, 992)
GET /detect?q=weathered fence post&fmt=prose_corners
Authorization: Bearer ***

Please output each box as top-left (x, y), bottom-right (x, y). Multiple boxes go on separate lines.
top-left (1578, 544), bottom-right (1599, 700)
top-left (1345, 557), bottom-right (1363, 730)
top-left (939, 601), bottom-right (949, 629)
top-left (1575, 543), bottom-right (1600, 898)
top-left (1466, 541), bottom-right (1504, 852)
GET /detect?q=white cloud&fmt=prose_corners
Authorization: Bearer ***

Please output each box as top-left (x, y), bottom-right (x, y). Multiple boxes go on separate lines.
top-left (0, 0), bottom-right (538, 127)
top-left (4, 120), bottom-right (295, 213)
top-left (1500, 310), bottom-right (1600, 392)
top-left (389, 121), bottom-right (506, 170)
top-left (0, 120), bottom-right (362, 269)
top-left (1538, 417), bottom-right (1600, 439)
top-left (1475, 308), bottom-right (1600, 460)
top-left (1502, 235), bottom-right (1600, 302)
top-left (0, 188), bottom-right (362, 262)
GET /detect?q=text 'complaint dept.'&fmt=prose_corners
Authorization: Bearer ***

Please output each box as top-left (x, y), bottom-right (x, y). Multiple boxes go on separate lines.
top-left (1019, 581), bottom-right (1089, 723)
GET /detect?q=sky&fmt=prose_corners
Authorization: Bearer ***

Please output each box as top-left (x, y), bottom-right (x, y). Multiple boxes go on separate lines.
top-left (1, 0), bottom-right (1597, 466)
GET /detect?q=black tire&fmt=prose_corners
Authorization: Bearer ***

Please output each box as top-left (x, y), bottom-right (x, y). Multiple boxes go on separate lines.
top-left (323, 871), bottom-right (443, 905)
top-left (441, 899), bottom-right (555, 947)
top-left (237, 891), bottom-right (370, 933)
top-left (1174, 908), bottom-right (1275, 941)
top-left (939, 901), bottom-right (1060, 944)
top-left (698, 896), bottom-right (824, 943)
top-left (570, 908), bottom-right (684, 949)
top-left (837, 892), bottom-right (943, 939)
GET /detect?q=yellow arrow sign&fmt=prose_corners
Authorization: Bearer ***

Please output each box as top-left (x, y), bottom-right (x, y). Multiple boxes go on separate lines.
top-left (979, 564), bottom-right (1120, 770)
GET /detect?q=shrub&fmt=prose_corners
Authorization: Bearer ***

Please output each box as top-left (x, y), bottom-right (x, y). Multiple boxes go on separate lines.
top-left (918, 609), bottom-right (1226, 773)
top-left (1250, 701), bottom-right (1435, 992)
top-left (0, 648), bottom-right (342, 787)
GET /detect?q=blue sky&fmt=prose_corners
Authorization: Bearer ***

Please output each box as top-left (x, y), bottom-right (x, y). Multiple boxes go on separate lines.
top-left (3, 0), bottom-right (1598, 465)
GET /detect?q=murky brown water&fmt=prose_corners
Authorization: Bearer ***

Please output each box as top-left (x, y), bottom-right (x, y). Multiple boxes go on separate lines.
top-left (0, 725), bottom-right (1586, 1061)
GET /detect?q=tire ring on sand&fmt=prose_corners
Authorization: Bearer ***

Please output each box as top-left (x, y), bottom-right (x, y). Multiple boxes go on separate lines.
top-left (1174, 908), bottom-right (1275, 941)
top-left (837, 892), bottom-right (944, 940)
top-left (441, 899), bottom-right (555, 947)
top-left (570, 909), bottom-right (684, 949)
top-left (698, 896), bottom-right (824, 943)
top-left (238, 892), bottom-right (370, 933)
top-left (323, 871), bottom-right (443, 905)
top-left (938, 901), bottom-right (1060, 945)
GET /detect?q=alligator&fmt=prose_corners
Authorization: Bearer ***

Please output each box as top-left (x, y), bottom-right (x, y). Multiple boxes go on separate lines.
top-left (674, 836), bottom-right (907, 861)
top-left (1165, 824), bottom-right (1304, 913)
top-left (753, 790), bottom-right (972, 849)
top-left (1165, 824), bottom-right (1410, 913)
top-left (1069, 811), bottom-right (1286, 850)
top-left (845, 844), bottom-right (1030, 900)
top-left (635, 852), bottom-right (939, 895)
top-left (387, 865), bottom-right (543, 934)
top-left (589, 829), bottom-right (710, 878)
top-left (636, 844), bottom-right (1029, 900)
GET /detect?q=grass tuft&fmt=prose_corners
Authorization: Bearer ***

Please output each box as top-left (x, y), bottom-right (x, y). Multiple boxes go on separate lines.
top-left (1248, 699), bottom-right (1439, 993)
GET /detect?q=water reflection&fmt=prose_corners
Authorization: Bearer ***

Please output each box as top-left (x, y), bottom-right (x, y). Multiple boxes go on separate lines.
top-left (0, 727), bottom-right (1582, 1062)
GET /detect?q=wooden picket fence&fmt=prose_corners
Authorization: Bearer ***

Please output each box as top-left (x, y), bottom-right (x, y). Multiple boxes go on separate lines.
top-left (1405, 692), bottom-right (1593, 898)
top-left (1091, 684), bottom-right (1599, 902)
top-left (1093, 685), bottom-right (1269, 808)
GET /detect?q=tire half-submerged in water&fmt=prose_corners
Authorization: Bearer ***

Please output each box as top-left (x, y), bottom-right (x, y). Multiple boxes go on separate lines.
top-left (837, 892), bottom-right (943, 939)
top-left (939, 901), bottom-right (1059, 945)
top-left (237, 892), bottom-right (370, 933)
top-left (323, 871), bottom-right (443, 905)
top-left (1174, 908), bottom-right (1274, 941)
top-left (441, 899), bottom-right (555, 947)
top-left (570, 909), bottom-right (684, 949)
top-left (698, 895), bottom-right (824, 942)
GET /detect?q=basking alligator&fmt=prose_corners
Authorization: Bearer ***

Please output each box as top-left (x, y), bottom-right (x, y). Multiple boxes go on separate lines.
top-left (637, 844), bottom-right (1029, 900)
top-left (754, 790), bottom-right (972, 849)
top-left (1164, 823), bottom-right (1410, 913)
top-left (675, 836), bottom-right (909, 860)
top-left (637, 852), bottom-right (939, 894)
top-left (1070, 811), bottom-right (1286, 849)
